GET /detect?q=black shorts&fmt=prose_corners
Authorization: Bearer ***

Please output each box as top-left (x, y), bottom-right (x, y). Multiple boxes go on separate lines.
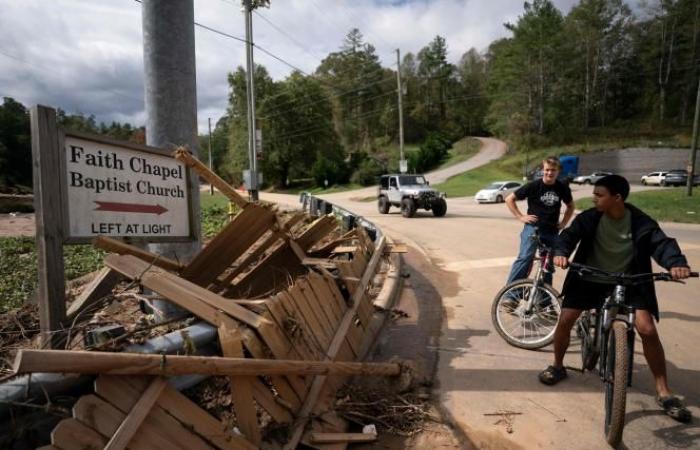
top-left (561, 277), bottom-right (655, 312)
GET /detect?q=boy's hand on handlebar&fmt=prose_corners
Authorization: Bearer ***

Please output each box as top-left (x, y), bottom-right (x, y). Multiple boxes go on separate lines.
top-left (519, 214), bottom-right (538, 224)
top-left (554, 256), bottom-right (569, 269)
top-left (670, 266), bottom-right (691, 280)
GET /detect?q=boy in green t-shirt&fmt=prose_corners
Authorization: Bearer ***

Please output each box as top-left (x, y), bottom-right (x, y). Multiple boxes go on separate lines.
top-left (538, 175), bottom-right (693, 423)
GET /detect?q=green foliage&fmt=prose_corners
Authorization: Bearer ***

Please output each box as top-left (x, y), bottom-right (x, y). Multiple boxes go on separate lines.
top-left (0, 98), bottom-right (31, 190)
top-left (0, 238), bottom-right (105, 312)
top-left (200, 192), bottom-right (239, 238)
top-left (408, 132), bottom-right (452, 173)
top-left (350, 158), bottom-right (383, 186)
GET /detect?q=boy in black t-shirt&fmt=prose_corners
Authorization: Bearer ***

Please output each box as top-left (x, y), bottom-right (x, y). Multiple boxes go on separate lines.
top-left (505, 156), bottom-right (574, 285)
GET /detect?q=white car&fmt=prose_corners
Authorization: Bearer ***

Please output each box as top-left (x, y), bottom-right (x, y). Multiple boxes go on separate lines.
top-left (475, 181), bottom-right (522, 203)
top-left (640, 171), bottom-right (668, 186)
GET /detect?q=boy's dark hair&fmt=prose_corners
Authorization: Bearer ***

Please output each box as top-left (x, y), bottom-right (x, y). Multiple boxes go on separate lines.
top-left (595, 174), bottom-right (630, 200)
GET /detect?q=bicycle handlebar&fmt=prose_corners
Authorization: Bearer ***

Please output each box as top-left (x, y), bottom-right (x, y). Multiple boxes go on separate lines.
top-left (568, 262), bottom-right (698, 285)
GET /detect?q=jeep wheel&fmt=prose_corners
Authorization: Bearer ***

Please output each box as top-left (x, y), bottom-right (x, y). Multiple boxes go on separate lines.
top-left (401, 198), bottom-right (416, 218)
top-left (377, 196), bottom-right (390, 214)
top-left (432, 198), bottom-right (447, 217)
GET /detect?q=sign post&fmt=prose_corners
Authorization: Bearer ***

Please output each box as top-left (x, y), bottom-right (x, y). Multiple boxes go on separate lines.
top-left (30, 105), bottom-right (194, 347)
top-left (31, 105), bottom-right (67, 348)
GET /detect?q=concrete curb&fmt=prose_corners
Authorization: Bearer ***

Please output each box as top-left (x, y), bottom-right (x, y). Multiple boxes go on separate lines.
top-left (360, 235), bottom-right (403, 360)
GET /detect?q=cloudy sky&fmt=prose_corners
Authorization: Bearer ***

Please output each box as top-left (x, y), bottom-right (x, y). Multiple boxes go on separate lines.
top-left (1, 0), bottom-right (595, 134)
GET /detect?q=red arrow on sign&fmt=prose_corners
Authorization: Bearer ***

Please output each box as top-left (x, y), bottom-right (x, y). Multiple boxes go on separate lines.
top-left (94, 201), bottom-right (168, 215)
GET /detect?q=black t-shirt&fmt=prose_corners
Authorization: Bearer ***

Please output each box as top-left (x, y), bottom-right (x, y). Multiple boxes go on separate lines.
top-left (514, 179), bottom-right (572, 231)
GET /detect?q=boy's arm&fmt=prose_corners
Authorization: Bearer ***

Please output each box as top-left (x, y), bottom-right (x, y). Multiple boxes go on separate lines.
top-left (553, 213), bottom-right (585, 267)
top-left (648, 226), bottom-right (689, 270)
top-left (559, 200), bottom-right (575, 230)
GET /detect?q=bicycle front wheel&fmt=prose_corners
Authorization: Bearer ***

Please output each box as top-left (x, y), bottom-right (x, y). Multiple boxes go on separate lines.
top-left (604, 321), bottom-right (629, 448)
top-left (491, 279), bottom-right (561, 350)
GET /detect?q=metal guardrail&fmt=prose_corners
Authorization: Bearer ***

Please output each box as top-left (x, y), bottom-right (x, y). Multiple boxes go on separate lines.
top-left (298, 192), bottom-right (381, 241)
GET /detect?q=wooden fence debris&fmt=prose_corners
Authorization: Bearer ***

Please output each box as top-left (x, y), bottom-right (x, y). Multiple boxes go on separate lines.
top-left (20, 151), bottom-right (398, 449)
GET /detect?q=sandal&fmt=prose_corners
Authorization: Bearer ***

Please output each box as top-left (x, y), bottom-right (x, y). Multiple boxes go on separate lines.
top-left (657, 395), bottom-right (692, 423)
top-left (538, 365), bottom-right (567, 386)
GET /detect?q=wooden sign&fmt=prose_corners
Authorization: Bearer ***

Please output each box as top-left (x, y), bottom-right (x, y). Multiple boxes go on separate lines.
top-left (63, 132), bottom-right (193, 241)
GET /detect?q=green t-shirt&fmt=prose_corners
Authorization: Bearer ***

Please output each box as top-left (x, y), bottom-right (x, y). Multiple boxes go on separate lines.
top-left (586, 209), bottom-right (633, 276)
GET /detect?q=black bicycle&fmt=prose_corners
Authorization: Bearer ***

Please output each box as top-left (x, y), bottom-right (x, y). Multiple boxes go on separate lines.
top-left (570, 262), bottom-right (698, 448)
top-left (491, 228), bottom-right (562, 349)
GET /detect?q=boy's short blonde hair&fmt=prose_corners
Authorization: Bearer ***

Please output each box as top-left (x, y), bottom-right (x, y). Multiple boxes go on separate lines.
top-left (542, 156), bottom-right (561, 169)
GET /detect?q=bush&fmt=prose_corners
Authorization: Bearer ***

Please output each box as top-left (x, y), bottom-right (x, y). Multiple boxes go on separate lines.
top-left (350, 158), bottom-right (383, 186)
top-left (311, 155), bottom-right (349, 187)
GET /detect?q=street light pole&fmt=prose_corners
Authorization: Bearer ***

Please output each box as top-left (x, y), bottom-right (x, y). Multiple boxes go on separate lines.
top-left (687, 78), bottom-right (700, 196)
top-left (243, 0), bottom-right (259, 201)
top-left (396, 48), bottom-right (406, 173)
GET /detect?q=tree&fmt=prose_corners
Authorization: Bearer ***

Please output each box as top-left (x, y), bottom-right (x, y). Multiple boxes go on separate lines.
top-left (0, 97), bottom-right (31, 189)
top-left (258, 71), bottom-right (342, 187)
top-left (316, 29), bottom-right (390, 158)
top-left (223, 65), bottom-right (275, 186)
top-left (486, 1), bottom-right (565, 135)
top-left (415, 36), bottom-right (457, 131)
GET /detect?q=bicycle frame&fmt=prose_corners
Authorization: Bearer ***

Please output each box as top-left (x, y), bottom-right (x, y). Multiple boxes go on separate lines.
top-left (524, 234), bottom-right (554, 313)
top-left (596, 285), bottom-right (636, 387)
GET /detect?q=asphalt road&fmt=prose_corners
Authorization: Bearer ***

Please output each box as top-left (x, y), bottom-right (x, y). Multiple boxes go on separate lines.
top-left (263, 138), bottom-right (700, 450)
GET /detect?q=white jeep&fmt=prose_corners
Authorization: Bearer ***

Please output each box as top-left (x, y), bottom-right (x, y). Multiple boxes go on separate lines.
top-left (377, 174), bottom-right (447, 218)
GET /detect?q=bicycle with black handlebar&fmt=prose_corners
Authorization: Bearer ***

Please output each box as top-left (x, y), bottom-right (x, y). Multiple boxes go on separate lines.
top-left (491, 227), bottom-right (562, 349)
top-left (569, 262), bottom-right (698, 448)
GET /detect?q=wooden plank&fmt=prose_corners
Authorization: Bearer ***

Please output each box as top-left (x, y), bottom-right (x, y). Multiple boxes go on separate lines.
top-left (104, 377), bottom-right (168, 450)
top-left (283, 236), bottom-right (386, 450)
top-left (296, 215), bottom-right (338, 251)
top-left (227, 244), bottom-right (307, 299)
top-left (216, 231), bottom-right (282, 288)
top-left (331, 245), bottom-right (357, 254)
top-left (315, 270), bottom-right (363, 352)
top-left (95, 375), bottom-right (255, 450)
top-left (31, 105), bottom-right (66, 348)
top-left (217, 315), bottom-right (261, 446)
top-left (307, 274), bottom-right (359, 358)
top-left (74, 394), bottom-right (186, 450)
top-left (277, 292), bottom-right (324, 360)
top-left (311, 432), bottom-right (377, 444)
top-left (105, 254), bottom-right (266, 329)
top-left (287, 284), bottom-right (332, 350)
top-left (265, 294), bottom-right (314, 361)
top-left (15, 350), bottom-right (403, 377)
top-left (301, 257), bottom-right (337, 269)
top-left (256, 320), bottom-right (310, 398)
top-left (174, 148), bottom-right (248, 207)
top-left (240, 328), bottom-right (302, 410)
top-left (181, 203), bottom-right (276, 287)
top-left (92, 376), bottom-right (216, 450)
top-left (51, 418), bottom-right (107, 450)
top-left (65, 267), bottom-right (122, 323)
top-left (93, 236), bottom-right (185, 271)
top-left (251, 377), bottom-right (294, 423)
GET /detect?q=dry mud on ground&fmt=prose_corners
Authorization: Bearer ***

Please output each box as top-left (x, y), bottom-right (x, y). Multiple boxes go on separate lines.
top-left (0, 213), bottom-right (35, 237)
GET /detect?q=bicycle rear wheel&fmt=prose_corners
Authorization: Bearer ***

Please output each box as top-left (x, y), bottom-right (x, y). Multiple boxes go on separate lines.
top-left (491, 279), bottom-right (561, 349)
top-left (604, 321), bottom-right (629, 448)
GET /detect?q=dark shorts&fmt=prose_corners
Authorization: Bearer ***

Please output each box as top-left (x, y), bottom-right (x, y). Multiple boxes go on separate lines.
top-left (561, 277), bottom-right (655, 312)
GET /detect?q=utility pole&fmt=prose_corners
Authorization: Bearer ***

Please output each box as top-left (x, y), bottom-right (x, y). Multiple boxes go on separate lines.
top-left (208, 117), bottom-right (214, 195)
top-left (244, 0), bottom-right (259, 201)
top-left (142, 0), bottom-right (200, 320)
top-left (396, 48), bottom-right (406, 173)
top-left (687, 77), bottom-right (700, 196)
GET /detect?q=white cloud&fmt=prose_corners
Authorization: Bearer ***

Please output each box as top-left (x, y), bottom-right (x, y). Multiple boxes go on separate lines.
top-left (0, 0), bottom-right (609, 135)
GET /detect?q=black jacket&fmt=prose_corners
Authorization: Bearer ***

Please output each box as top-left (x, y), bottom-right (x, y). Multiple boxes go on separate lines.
top-left (554, 204), bottom-right (688, 319)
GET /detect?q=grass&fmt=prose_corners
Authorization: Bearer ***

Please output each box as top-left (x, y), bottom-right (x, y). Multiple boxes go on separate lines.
top-left (437, 137), bottom-right (482, 169)
top-left (578, 189), bottom-right (700, 224)
top-left (0, 192), bottom-right (236, 312)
